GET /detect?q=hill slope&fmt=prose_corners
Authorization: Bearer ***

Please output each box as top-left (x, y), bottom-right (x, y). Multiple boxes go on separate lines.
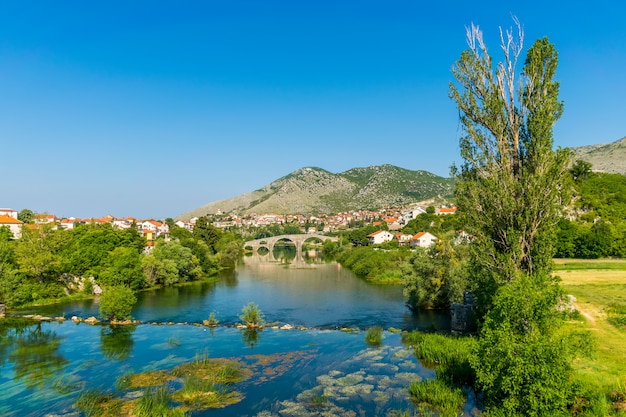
top-left (177, 165), bottom-right (454, 220)
top-left (571, 136), bottom-right (626, 174)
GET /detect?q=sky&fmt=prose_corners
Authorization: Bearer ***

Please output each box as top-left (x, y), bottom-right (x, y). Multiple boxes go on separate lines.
top-left (1, 1), bottom-right (625, 219)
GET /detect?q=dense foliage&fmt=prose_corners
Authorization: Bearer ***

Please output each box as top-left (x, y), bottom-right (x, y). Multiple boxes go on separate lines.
top-left (402, 238), bottom-right (469, 310)
top-left (556, 172), bottom-right (626, 258)
top-left (0, 217), bottom-right (242, 309)
top-left (336, 246), bottom-right (410, 284)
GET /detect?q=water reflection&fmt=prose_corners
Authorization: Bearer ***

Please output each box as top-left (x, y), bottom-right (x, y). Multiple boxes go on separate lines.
top-left (272, 244), bottom-right (296, 263)
top-left (100, 324), bottom-right (136, 361)
top-left (241, 328), bottom-right (262, 348)
top-left (1, 319), bottom-right (68, 389)
top-left (19, 256), bottom-right (449, 331)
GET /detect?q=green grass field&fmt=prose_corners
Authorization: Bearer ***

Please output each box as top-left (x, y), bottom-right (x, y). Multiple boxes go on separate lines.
top-left (556, 259), bottom-right (626, 387)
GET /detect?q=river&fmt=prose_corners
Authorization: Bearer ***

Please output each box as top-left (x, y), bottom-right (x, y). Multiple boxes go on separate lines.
top-left (0, 253), bottom-right (466, 416)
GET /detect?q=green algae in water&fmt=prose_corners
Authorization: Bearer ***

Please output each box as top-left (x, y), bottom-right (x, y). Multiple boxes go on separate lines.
top-left (171, 374), bottom-right (243, 409)
top-left (268, 343), bottom-right (425, 417)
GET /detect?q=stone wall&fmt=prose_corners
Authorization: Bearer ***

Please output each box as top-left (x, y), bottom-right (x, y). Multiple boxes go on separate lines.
top-left (450, 292), bottom-right (477, 334)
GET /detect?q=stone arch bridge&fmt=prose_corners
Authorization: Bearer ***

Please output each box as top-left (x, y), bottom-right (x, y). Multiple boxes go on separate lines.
top-left (244, 234), bottom-right (338, 255)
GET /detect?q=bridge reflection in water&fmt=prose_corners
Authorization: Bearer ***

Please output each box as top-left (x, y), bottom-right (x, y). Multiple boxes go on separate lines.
top-left (244, 234), bottom-right (338, 267)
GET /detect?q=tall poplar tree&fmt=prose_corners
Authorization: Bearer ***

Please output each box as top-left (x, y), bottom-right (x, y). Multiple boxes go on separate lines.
top-left (449, 20), bottom-right (571, 313)
top-left (449, 21), bottom-right (574, 415)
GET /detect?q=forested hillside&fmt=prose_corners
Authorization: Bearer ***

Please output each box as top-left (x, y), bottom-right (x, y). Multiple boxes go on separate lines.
top-left (556, 171), bottom-right (626, 258)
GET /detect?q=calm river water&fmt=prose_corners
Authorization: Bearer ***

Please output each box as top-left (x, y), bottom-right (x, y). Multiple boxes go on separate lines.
top-left (0, 253), bottom-right (470, 416)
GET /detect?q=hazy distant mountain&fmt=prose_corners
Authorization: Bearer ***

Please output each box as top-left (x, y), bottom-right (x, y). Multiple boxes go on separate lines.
top-left (571, 136), bottom-right (626, 174)
top-left (177, 165), bottom-right (454, 220)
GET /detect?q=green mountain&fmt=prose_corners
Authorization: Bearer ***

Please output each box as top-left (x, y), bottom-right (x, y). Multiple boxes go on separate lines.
top-left (177, 165), bottom-right (454, 220)
top-left (571, 136), bottom-right (626, 174)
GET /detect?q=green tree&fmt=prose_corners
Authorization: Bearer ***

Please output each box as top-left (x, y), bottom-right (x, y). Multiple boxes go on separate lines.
top-left (99, 286), bottom-right (137, 321)
top-left (402, 212), bottom-right (440, 235)
top-left (14, 223), bottom-right (61, 282)
top-left (218, 240), bottom-right (242, 269)
top-left (98, 247), bottom-right (145, 289)
top-left (449, 21), bottom-right (573, 415)
top-left (193, 216), bottom-right (221, 253)
top-left (473, 276), bottom-right (572, 415)
top-left (239, 302), bottom-right (265, 328)
top-left (450, 21), bottom-right (571, 313)
top-left (58, 223), bottom-right (144, 276)
top-left (17, 209), bottom-right (34, 224)
top-left (142, 240), bottom-right (201, 286)
top-left (402, 238), bottom-right (469, 311)
top-left (569, 159), bottom-right (592, 181)
top-left (554, 218), bottom-right (579, 258)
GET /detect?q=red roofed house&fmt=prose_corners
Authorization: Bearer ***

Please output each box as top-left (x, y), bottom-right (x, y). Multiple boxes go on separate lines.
top-left (0, 212), bottom-right (23, 239)
top-left (410, 231), bottom-right (438, 248)
top-left (35, 213), bottom-right (57, 224)
top-left (394, 233), bottom-right (414, 247)
top-left (438, 207), bottom-right (457, 215)
top-left (367, 230), bottom-right (394, 245)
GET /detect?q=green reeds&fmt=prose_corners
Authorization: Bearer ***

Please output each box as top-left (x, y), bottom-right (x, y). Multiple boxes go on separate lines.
top-left (408, 379), bottom-right (464, 417)
top-left (365, 326), bottom-right (383, 346)
top-left (402, 331), bottom-right (476, 386)
top-left (133, 386), bottom-right (186, 417)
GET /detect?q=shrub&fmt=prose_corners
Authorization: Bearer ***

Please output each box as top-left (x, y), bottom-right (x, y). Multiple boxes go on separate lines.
top-left (99, 286), bottom-right (137, 321)
top-left (205, 311), bottom-right (219, 326)
top-left (239, 302), bottom-right (264, 328)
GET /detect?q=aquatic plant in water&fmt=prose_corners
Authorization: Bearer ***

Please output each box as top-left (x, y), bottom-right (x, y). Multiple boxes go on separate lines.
top-left (239, 302), bottom-right (265, 328)
top-left (204, 311), bottom-right (219, 326)
top-left (133, 386), bottom-right (186, 417)
top-left (365, 326), bottom-right (383, 346)
top-left (75, 356), bottom-right (250, 415)
top-left (171, 374), bottom-right (242, 409)
top-left (408, 379), bottom-right (464, 417)
top-left (74, 389), bottom-right (122, 417)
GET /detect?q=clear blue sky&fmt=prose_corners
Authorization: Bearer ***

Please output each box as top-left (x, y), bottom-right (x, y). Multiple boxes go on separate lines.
top-left (1, 1), bottom-right (624, 219)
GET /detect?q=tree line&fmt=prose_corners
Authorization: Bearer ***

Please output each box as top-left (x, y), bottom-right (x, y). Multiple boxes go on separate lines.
top-left (0, 216), bottom-right (243, 309)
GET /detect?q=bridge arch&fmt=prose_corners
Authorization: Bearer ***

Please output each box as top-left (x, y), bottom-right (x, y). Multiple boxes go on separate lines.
top-left (245, 234), bottom-right (338, 256)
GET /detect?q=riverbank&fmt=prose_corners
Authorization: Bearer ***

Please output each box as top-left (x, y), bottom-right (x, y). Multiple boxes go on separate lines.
top-left (8, 274), bottom-right (222, 314)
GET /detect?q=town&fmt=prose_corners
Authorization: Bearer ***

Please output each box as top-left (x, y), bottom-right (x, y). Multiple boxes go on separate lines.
top-left (0, 204), bottom-right (457, 249)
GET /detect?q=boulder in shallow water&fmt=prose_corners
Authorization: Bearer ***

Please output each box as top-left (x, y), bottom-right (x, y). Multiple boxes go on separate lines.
top-left (84, 316), bottom-right (99, 325)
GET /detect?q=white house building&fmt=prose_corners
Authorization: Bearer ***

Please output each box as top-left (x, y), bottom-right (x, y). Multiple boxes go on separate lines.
top-left (367, 230), bottom-right (394, 245)
top-left (410, 231), bottom-right (438, 248)
top-left (0, 212), bottom-right (23, 239)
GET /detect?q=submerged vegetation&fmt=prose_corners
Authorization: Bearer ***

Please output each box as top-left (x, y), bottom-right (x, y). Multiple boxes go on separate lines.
top-left (74, 355), bottom-right (250, 416)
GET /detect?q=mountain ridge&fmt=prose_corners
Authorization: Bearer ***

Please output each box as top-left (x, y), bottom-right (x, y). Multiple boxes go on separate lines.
top-left (177, 165), bottom-right (454, 220)
top-left (571, 136), bottom-right (626, 174)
